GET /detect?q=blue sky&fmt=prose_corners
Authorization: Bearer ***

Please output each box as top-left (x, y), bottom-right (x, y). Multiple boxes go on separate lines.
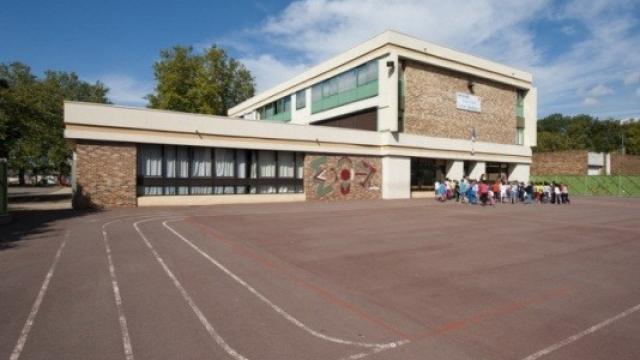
top-left (2, 0), bottom-right (639, 119)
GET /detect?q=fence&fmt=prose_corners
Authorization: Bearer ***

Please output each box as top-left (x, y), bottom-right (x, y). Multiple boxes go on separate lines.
top-left (0, 159), bottom-right (6, 214)
top-left (530, 175), bottom-right (640, 197)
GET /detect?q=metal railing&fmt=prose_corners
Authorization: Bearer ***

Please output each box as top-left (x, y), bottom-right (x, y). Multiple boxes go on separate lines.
top-left (530, 175), bottom-right (640, 197)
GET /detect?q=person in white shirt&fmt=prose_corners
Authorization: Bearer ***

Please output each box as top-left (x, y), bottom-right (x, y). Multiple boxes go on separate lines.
top-left (554, 183), bottom-right (562, 205)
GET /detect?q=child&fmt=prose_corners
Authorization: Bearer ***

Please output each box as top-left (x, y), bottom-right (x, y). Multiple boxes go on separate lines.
top-left (510, 182), bottom-right (519, 204)
top-left (459, 178), bottom-right (468, 203)
top-left (554, 183), bottom-right (562, 204)
top-left (492, 181), bottom-right (501, 203)
top-left (561, 184), bottom-right (570, 204)
top-left (488, 189), bottom-right (496, 206)
top-left (500, 181), bottom-right (507, 203)
top-left (478, 181), bottom-right (489, 206)
top-left (543, 182), bottom-right (551, 204)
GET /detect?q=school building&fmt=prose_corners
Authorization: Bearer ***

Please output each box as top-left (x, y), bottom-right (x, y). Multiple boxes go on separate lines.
top-left (64, 30), bottom-right (537, 208)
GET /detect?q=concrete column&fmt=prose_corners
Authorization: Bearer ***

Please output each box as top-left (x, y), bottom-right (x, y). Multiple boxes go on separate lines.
top-left (468, 161), bottom-right (486, 180)
top-left (446, 160), bottom-right (464, 180)
top-left (508, 163), bottom-right (530, 182)
top-left (524, 87), bottom-right (538, 147)
top-left (382, 156), bottom-right (410, 199)
top-left (377, 52), bottom-right (399, 132)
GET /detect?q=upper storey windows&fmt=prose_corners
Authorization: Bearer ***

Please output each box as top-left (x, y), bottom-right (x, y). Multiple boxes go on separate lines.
top-left (311, 59), bottom-right (378, 114)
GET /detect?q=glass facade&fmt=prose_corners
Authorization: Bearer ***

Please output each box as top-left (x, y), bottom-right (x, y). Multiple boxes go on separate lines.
top-left (137, 144), bottom-right (304, 196)
top-left (311, 59), bottom-right (378, 114)
top-left (257, 96), bottom-right (292, 122)
top-left (486, 162), bottom-right (509, 182)
top-left (295, 89), bottom-right (306, 109)
top-left (410, 158), bottom-right (447, 191)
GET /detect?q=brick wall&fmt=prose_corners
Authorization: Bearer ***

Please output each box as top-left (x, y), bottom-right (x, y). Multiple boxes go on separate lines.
top-left (531, 150), bottom-right (588, 175)
top-left (304, 154), bottom-right (381, 200)
top-left (610, 153), bottom-right (640, 175)
top-left (403, 61), bottom-right (518, 144)
top-left (73, 141), bottom-right (137, 209)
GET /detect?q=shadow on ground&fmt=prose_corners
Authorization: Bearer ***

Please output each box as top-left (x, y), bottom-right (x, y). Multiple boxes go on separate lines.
top-left (0, 208), bottom-right (97, 251)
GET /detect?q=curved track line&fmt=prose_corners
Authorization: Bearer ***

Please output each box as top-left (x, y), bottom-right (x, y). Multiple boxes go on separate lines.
top-left (133, 218), bottom-right (248, 360)
top-left (10, 230), bottom-right (69, 360)
top-left (163, 218), bottom-right (403, 350)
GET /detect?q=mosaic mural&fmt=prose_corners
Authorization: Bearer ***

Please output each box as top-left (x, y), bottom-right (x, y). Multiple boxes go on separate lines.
top-left (306, 155), bottom-right (381, 200)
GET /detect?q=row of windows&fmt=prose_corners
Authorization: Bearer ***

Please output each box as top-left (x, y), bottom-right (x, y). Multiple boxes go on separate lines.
top-left (310, 60), bottom-right (378, 113)
top-left (257, 96), bottom-right (292, 122)
top-left (137, 145), bottom-right (304, 196)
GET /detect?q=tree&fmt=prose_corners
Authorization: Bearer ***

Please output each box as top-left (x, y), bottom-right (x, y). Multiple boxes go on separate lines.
top-left (0, 62), bottom-right (109, 184)
top-left (147, 45), bottom-right (255, 115)
top-left (535, 114), bottom-right (640, 155)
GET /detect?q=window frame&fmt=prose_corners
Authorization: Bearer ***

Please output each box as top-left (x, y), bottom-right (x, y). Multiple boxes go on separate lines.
top-left (137, 144), bottom-right (304, 196)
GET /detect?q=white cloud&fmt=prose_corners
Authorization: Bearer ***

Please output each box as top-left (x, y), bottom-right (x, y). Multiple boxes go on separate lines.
top-left (218, 0), bottom-right (640, 118)
top-left (100, 74), bottom-right (152, 107)
top-left (583, 97), bottom-right (599, 106)
top-left (259, 0), bottom-right (548, 66)
top-left (625, 72), bottom-right (640, 85)
top-left (636, 87), bottom-right (640, 97)
top-left (586, 84), bottom-right (614, 97)
top-left (239, 54), bottom-right (308, 93)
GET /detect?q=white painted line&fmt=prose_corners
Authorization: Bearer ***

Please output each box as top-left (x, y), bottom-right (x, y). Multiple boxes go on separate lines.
top-left (340, 339), bottom-right (410, 360)
top-left (163, 219), bottom-right (403, 350)
top-left (10, 230), bottom-right (70, 360)
top-left (133, 218), bottom-right (249, 360)
top-left (521, 302), bottom-right (640, 360)
top-left (102, 220), bottom-right (135, 360)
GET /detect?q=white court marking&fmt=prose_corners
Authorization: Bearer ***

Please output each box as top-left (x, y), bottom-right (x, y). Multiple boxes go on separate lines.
top-left (103, 220), bottom-right (135, 360)
top-left (521, 302), bottom-right (640, 360)
top-left (10, 230), bottom-right (70, 360)
top-left (133, 218), bottom-right (249, 360)
top-left (163, 218), bottom-right (404, 350)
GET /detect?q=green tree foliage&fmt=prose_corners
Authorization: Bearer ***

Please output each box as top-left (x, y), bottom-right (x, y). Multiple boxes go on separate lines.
top-left (0, 63), bottom-right (109, 184)
top-left (147, 45), bottom-right (255, 115)
top-left (536, 114), bottom-right (640, 155)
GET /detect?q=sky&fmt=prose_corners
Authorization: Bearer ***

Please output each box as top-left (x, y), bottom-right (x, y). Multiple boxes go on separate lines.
top-left (2, 0), bottom-right (639, 119)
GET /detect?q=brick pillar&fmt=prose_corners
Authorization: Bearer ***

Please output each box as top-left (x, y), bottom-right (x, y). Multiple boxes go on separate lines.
top-left (73, 141), bottom-right (137, 209)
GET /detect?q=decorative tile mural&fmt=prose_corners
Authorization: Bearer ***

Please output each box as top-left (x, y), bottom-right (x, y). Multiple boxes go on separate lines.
top-left (304, 154), bottom-right (381, 200)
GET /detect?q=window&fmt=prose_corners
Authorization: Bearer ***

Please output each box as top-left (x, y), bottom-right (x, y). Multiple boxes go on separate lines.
top-left (138, 144), bottom-right (163, 195)
top-left (516, 128), bottom-right (525, 145)
top-left (295, 89), bottom-right (306, 109)
top-left (515, 90), bottom-right (525, 145)
top-left (311, 59), bottom-right (379, 113)
top-left (137, 145), bottom-right (304, 196)
top-left (257, 95), bottom-right (292, 122)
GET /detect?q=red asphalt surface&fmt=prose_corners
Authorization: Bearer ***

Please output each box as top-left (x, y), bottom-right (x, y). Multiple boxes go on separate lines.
top-left (1, 197), bottom-right (639, 360)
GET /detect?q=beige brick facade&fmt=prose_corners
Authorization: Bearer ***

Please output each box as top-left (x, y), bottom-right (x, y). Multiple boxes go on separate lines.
top-left (73, 141), bottom-right (137, 209)
top-left (403, 61), bottom-right (518, 144)
top-left (611, 153), bottom-right (640, 175)
top-left (304, 154), bottom-right (381, 200)
top-left (531, 150), bottom-right (588, 175)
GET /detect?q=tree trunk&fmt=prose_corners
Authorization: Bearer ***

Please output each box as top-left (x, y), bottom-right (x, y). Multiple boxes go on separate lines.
top-left (19, 168), bottom-right (25, 185)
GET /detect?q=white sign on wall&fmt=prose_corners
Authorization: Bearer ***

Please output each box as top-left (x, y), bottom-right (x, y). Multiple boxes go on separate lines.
top-left (456, 92), bottom-right (481, 112)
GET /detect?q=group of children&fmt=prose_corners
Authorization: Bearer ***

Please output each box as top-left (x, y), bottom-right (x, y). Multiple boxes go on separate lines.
top-left (434, 178), bottom-right (570, 206)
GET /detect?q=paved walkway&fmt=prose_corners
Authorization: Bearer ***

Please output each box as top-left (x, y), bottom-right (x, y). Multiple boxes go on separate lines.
top-left (1, 198), bottom-right (639, 359)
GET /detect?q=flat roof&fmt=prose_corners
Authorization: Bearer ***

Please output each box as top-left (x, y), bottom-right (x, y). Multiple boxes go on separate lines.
top-left (64, 101), bottom-right (532, 163)
top-left (228, 30), bottom-right (533, 116)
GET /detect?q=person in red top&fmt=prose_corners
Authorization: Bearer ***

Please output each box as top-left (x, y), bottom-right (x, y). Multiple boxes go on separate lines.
top-left (492, 181), bottom-right (501, 202)
top-left (478, 181), bottom-right (489, 206)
